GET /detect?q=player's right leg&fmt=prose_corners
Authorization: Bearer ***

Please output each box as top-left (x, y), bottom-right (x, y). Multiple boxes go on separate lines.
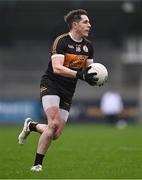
top-left (31, 106), bottom-right (66, 172)
top-left (31, 95), bottom-right (67, 171)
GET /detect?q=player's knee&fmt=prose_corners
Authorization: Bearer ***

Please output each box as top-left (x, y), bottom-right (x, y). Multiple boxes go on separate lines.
top-left (42, 126), bottom-right (53, 140)
top-left (49, 121), bottom-right (59, 131)
top-left (53, 132), bottom-right (61, 140)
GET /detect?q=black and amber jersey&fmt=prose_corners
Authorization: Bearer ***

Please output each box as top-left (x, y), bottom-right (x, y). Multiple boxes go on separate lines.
top-left (41, 33), bottom-right (94, 95)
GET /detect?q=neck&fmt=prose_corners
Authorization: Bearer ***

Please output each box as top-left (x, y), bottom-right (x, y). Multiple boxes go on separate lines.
top-left (69, 31), bottom-right (83, 42)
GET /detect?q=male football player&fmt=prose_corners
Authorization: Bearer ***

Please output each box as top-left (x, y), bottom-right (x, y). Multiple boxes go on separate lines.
top-left (18, 9), bottom-right (98, 171)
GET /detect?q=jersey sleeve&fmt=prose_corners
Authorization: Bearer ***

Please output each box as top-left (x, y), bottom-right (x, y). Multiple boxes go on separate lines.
top-left (51, 36), bottom-right (66, 55)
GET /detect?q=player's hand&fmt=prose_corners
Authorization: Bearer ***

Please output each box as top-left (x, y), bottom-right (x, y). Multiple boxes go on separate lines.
top-left (76, 66), bottom-right (98, 86)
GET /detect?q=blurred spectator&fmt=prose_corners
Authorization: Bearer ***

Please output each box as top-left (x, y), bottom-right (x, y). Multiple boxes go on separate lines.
top-left (100, 90), bottom-right (124, 125)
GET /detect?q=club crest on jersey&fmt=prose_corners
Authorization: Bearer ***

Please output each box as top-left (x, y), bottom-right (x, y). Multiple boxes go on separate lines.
top-left (76, 45), bottom-right (81, 52)
top-left (83, 45), bottom-right (88, 52)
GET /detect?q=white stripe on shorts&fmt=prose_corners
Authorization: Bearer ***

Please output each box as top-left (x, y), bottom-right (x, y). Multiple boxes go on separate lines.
top-left (60, 109), bottom-right (69, 122)
top-left (42, 95), bottom-right (69, 122)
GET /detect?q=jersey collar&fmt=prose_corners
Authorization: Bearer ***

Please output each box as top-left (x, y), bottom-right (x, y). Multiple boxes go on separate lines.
top-left (69, 32), bottom-right (83, 43)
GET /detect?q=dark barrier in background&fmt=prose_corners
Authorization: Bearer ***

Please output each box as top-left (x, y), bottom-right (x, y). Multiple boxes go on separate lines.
top-left (69, 100), bottom-right (138, 124)
top-left (0, 100), bottom-right (42, 123)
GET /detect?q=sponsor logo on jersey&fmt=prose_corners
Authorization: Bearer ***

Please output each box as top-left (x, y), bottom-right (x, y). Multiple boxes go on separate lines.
top-left (83, 45), bottom-right (88, 52)
top-left (68, 44), bottom-right (74, 49)
top-left (80, 55), bottom-right (86, 61)
top-left (64, 53), bottom-right (88, 69)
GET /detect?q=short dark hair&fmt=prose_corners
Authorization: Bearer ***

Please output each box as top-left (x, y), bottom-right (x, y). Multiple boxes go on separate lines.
top-left (64, 9), bottom-right (88, 29)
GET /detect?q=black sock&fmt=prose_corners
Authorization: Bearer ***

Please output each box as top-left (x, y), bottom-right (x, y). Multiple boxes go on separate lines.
top-left (29, 121), bottom-right (38, 132)
top-left (34, 153), bottom-right (45, 166)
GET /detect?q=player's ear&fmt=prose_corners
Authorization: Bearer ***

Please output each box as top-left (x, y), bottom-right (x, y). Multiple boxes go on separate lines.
top-left (72, 21), bottom-right (78, 29)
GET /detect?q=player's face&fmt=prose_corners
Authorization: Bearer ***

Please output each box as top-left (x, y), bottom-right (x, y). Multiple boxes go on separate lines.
top-left (76, 15), bottom-right (91, 37)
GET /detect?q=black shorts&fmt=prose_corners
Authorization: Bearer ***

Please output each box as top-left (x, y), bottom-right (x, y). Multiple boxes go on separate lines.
top-left (40, 80), bottom-right (73, 112)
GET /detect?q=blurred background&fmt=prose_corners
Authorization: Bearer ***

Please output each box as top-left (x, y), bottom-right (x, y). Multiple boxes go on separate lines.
top-left (0, 0), bottom-right (142, 125)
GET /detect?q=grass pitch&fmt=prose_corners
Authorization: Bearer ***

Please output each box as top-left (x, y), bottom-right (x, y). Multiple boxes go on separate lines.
top-left (0, 123), bottom-right (142, 179)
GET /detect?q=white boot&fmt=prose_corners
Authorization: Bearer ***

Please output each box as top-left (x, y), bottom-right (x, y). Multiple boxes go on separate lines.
top-left (18, 117), bottom-right (32, 144)
top-left (31, 165), bottom-right (42, 172)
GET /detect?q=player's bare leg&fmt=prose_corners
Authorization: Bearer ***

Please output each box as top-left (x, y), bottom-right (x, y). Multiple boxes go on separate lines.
top-left (37, 107), bottom-right (65, 154)
top-left (31, 106), bottom-right (66, 172)
top-left (36, 124), bottom-right (48, 134)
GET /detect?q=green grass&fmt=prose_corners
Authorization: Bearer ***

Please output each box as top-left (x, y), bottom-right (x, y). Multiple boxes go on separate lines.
top-left (0, 123), bottom-right (142, 179)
